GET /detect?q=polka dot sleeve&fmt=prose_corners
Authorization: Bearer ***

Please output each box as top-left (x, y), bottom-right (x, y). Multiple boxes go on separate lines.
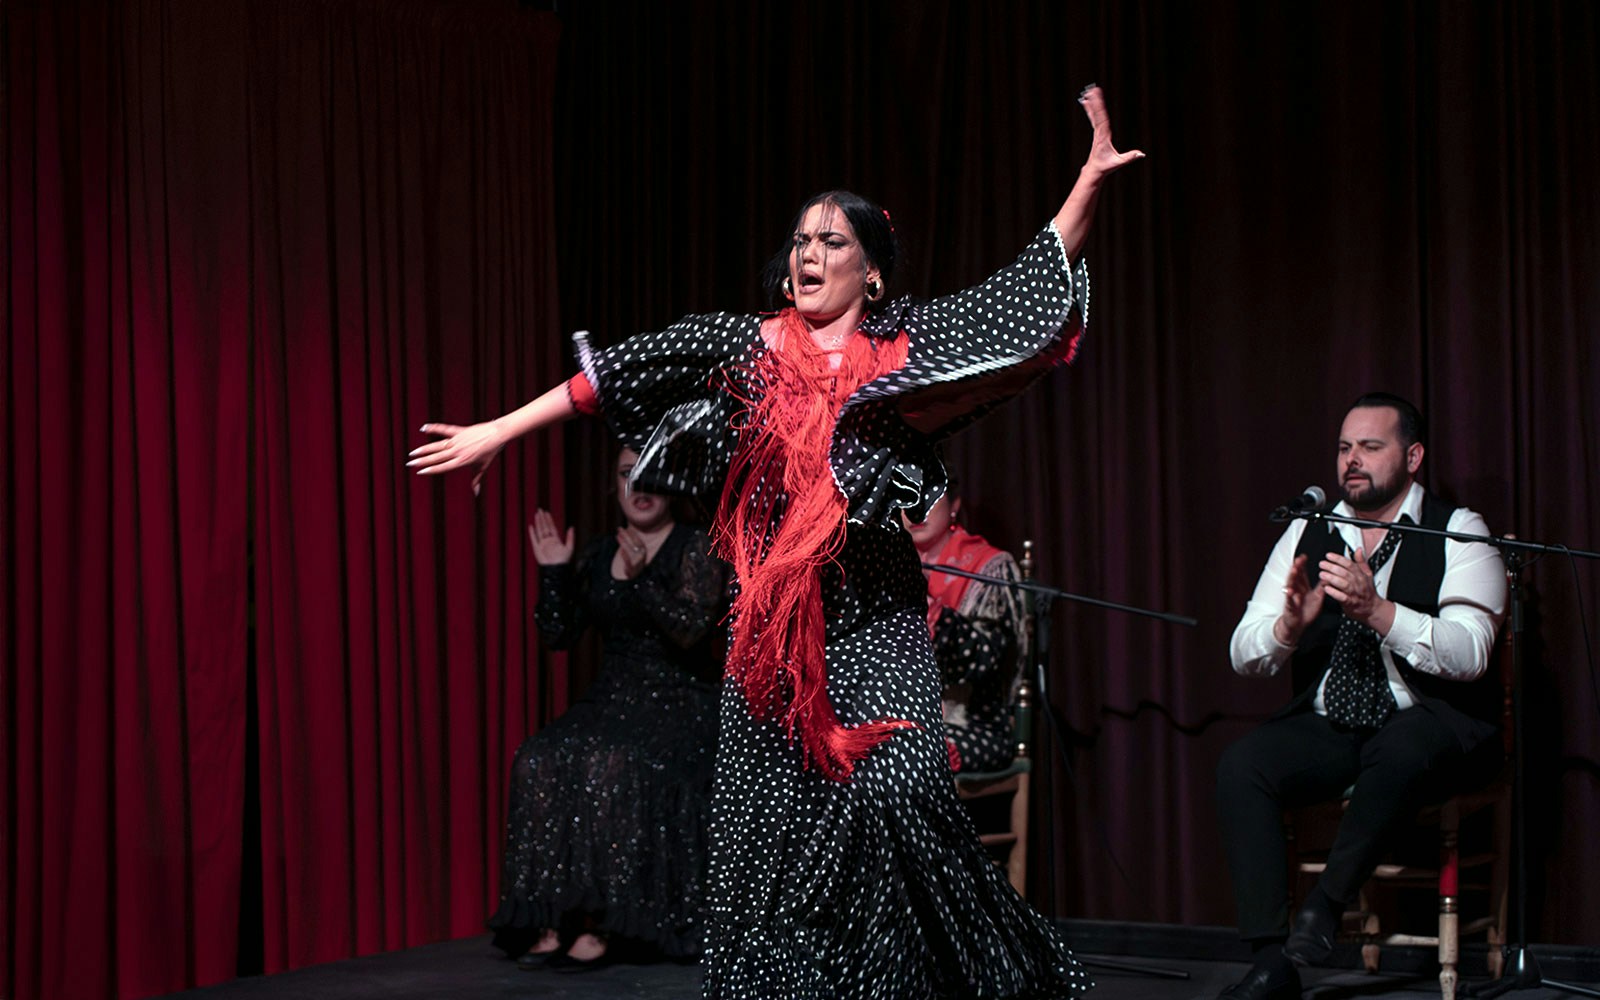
top-left (853, 222), bottom-right (1090, 435)
top-left (831, 224), bottom-right (1091, 528)
top-left (573, 314), bottom-right (761, 499)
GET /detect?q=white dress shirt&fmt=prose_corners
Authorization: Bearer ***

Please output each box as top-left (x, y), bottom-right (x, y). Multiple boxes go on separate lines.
top-left (1229, 482), bottom-right (1508, 715)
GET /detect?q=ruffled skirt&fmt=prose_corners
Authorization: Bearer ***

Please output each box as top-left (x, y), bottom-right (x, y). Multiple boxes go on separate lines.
top-left (701, 608), bottom-right (1090, 998)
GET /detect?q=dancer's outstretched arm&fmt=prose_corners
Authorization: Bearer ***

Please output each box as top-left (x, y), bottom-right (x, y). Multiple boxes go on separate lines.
top-left (408, 382), bottom-right (576, 493)
top-left (1052, 85), bottom-right (1144, 261)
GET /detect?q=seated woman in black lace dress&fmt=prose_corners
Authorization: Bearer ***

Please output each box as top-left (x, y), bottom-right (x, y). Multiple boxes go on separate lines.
top-left (487, 446), bottom-right (729, 971)
top-left (905, 487), bottom-right (1026, 774)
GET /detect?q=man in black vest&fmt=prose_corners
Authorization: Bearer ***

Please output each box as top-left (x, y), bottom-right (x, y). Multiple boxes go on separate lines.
top-left (1213, 392), bottom-right (1507, 1000)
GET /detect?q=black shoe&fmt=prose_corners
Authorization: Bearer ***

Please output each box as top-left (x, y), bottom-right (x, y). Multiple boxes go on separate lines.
top-left (1283, 899), bottom-right (1339, 967)
top-left (515, 950), bottom-right (560, 971)
top-left (1216, 961), bottom-right (1302, 1000)
top-left (547, 950), bottom-right (612, 974)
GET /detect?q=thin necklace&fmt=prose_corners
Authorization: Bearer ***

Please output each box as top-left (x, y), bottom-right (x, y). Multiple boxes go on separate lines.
top-left (814, 327), bottom-right (852, 351)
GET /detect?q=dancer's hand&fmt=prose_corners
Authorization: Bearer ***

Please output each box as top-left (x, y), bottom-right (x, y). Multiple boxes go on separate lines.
top-left (615, 527), bottom-right (649, 578)
top-left (1273, 554), bottom-right (1326, 646)
top-left (1077, 85), bottom-right (1145, 180)
top-left (527, 509), bottom-right (575, 566)
top-left (408, 420), bottom-right (508, 495)
top-left (1053, 85), bottom-right (1144, 260)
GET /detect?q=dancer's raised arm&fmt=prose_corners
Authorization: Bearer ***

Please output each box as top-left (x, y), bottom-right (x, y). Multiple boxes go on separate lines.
top-left (408, 382), bottom-right (578, 493)
top-left (1052, 84), bottom-right (1144, 261)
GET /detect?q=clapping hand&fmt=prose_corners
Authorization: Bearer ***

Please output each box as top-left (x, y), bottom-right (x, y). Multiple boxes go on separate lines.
top-left (1319, 548), bottom-right (1393, 633)
top-left (527, 508), bottom-right (576, 566)
top-left (615, 526), bottom-right (650, 579)
top-left (1273, 553), bottom-right (1326, 646)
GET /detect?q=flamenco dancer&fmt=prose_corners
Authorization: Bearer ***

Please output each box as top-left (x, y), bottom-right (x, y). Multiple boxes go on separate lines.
top-left (411, 85), bottom-right (1143, 998)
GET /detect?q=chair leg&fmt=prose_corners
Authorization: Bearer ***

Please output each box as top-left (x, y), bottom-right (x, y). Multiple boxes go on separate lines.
top-left (1439, 801), bottom-right (1461, 1000)
top-left (1361, 939), bottom-right (1381, 974)
top-left (1439, 898), bottom-right (1459, 1000)
top-left (1487, 786), bottom-right (1512, 981)
top-left (1008, 771), bottom-right (1029, 897)
top-left (1360, 889), bottom-right (1381, 973)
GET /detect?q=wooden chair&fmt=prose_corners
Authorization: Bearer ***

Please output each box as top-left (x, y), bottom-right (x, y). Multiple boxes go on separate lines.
top-left (1285, 598), bottom-right (1514, 1000)
top-left (955, 679), bottom-right (1034, 897)
top-left (953, 539), bottom-right (1040, 898)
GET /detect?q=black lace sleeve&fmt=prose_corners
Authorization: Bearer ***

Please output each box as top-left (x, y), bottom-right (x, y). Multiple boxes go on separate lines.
top-left (932, 606), bottom-right (1017, 688)
top-left (533, 538), bottom-right (605, 650)
top-left (633, 528), bottom-right (731, 650)
top-left (930, 553), bottom-right (1025, 688)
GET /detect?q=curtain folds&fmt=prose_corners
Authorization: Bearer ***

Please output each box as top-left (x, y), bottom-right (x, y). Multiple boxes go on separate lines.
top-left (4, 2), bottom-right (563, 997)
top-left (5, 3), bottom-right (1599, 999)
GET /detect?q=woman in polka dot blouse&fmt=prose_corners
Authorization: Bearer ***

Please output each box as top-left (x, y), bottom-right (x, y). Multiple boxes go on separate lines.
top-left (905, 488), bottom-right (1028, 775)
top-left (411, 85), bottom-right (1142, 998)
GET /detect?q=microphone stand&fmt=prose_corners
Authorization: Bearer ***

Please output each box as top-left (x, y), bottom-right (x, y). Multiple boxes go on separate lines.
top-left (1273, 508), bottom-right (1600, 997)
top-left (924, 550), bottom-right (1197, 981)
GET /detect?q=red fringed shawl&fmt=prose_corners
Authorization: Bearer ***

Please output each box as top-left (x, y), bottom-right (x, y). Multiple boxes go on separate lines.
top-left (714, 309), bottom-right (911, 782)
top-left (923, 525), bottom-right (1007, 633)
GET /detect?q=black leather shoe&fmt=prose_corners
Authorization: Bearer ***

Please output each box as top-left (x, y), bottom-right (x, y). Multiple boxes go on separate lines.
top-left (547, 950), bottom-right (612, 974)
top-left (1283, 899), bottom-right (1339, 967)
top-left (1216, 961), bottom-right (1302, 1000)
top-left (515, 950), bottom-right (559, 971)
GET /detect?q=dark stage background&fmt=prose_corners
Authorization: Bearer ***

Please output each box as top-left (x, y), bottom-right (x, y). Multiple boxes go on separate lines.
top-left (5, 2), bottom-right (1598, 998)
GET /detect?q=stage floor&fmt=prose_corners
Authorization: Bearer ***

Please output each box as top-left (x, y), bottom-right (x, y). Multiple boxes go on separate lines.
top-left (161, 933), bottom-right (1597, 1000)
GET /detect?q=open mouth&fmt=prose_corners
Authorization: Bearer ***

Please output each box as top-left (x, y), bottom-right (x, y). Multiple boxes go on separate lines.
top-left (798, 271), bottom-right (824, 291)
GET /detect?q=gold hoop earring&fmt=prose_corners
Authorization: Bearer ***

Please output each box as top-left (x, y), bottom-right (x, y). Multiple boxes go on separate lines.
top-left (866, 277), bottom-right (884, 302)
top-left (782, 276), bottom-right (795, 300)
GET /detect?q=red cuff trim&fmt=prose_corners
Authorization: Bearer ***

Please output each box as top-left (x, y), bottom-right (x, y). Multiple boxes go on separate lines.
top-left (566, 373), bottom-right (600, 416)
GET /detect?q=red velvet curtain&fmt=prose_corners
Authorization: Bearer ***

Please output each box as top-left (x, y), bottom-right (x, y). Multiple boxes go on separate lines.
top-left (245, 0), bottom-right (564, 974)
top-left (3, 1), bottom-right (564, 997)
top-left (7, 2), bottom-right (1600, 999)
top-left (4, 4), bottom-right (253, 996)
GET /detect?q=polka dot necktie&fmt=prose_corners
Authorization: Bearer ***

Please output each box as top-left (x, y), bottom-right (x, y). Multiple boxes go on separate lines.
top-left (1322, 517), bottom-right (1410, 729)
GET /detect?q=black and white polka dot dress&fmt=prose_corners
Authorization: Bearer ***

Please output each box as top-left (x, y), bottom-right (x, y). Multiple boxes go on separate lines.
top-left (579, 224), bottom-right (1093, 998)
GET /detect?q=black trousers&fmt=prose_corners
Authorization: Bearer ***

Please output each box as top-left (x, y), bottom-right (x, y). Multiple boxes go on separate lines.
top-left (1215, 705), bottom-right (1496, 942)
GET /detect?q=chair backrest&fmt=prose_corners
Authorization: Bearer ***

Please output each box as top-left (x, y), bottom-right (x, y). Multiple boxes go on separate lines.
top-left (1011, 678), bottom-right (1035, 760)
top-left (1011, 540), bottom-right (1038, 759)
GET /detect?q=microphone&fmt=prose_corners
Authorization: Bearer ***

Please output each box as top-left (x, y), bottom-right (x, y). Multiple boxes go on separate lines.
top-left (1269, 485), bottom-right (1327, 523)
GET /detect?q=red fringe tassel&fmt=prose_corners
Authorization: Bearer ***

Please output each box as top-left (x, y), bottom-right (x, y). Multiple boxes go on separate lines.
top-left (714, 310), bottom-right (914, 781)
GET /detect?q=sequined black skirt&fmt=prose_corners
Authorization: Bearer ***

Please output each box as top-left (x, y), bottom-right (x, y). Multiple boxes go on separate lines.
top-left (488, 652), bottom-right (719, 957)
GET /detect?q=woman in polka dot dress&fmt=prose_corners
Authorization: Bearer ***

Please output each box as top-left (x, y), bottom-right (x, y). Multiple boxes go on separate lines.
top-left (411, 85), bottom-right (1143, 998)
